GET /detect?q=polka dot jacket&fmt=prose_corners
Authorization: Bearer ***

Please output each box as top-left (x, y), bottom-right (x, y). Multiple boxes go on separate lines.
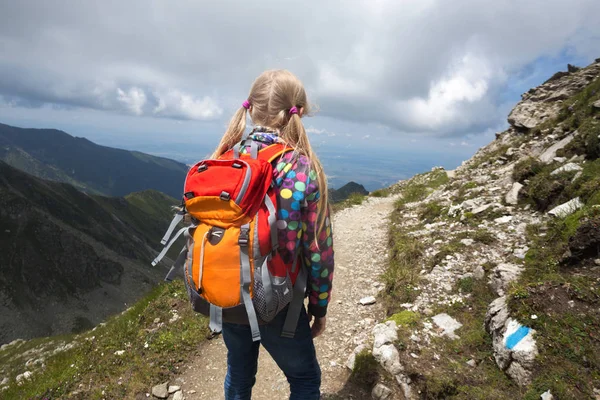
top-left (239, 127), bottom-right (334, 318)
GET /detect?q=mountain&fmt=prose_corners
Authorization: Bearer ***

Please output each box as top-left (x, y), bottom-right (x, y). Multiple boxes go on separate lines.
top-left (0, 161), bottom-right (179, 344)
top-left (329, 181), bottom-right (369, 203)
top-left (0, 123), bottom-right (189, 199)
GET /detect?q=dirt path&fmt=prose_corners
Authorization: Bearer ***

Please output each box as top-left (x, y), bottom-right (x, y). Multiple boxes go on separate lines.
top-left (174, 195), bottom-right (398, 399)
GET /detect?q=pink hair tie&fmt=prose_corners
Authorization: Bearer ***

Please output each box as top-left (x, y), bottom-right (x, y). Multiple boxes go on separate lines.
top-left (242, 100), bottom-right (251, 109)
top-left (289, 106), bottom-right (298, 115)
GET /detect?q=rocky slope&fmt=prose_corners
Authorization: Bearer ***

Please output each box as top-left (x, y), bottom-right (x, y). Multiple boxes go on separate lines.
top-left (358, 59), bottom-right (600, 399)
top-left (0, 162), bottom-right (177, 343)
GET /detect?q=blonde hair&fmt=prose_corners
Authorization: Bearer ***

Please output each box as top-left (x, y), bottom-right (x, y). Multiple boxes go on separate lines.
top-left (212, 70), bottom-right (330, 237)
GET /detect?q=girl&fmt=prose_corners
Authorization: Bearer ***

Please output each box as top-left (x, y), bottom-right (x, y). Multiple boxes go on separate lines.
top-left (212, 70), bottom-right (334, 400)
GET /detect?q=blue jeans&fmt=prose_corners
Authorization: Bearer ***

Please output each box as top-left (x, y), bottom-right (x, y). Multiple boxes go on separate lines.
top-left (222, 306), bottom-right (321, 400)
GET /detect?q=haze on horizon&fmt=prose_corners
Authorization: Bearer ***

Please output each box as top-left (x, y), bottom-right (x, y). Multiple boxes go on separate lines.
top-left (1, 0), bottom-right (599, 188)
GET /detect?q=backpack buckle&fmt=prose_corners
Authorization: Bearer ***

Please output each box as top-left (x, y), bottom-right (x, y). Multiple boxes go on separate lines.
top-left (238, 229), bottom-right (249, 247)
top-left (219, 191), bottom-right (231, 201)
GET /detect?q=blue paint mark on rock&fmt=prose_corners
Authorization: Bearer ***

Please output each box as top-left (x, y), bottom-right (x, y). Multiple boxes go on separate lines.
top-left (506, 325), bottom-right (530, 350)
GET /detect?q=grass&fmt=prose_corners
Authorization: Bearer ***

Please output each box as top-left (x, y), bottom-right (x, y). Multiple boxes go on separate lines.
top-left (430, 239), bottom-right (465, 268)
top-left (395, 169), bottom-right (449, 207)
top-left (370, 188), bottom-right (391, 198)
top-left (504, 213), bottom-right (600, 399)
top-left (418, 201), bottom-right (446, 223)
top-left (350, 350), bottom-right (380, 387)
top-left (0, 281), bottom-right (209, 399)
top-left (331, 192), bottom-right (367, 212)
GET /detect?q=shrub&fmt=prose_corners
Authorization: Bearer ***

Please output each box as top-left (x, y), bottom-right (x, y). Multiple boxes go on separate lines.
top-left (512, 157), bottom-right (543, 183)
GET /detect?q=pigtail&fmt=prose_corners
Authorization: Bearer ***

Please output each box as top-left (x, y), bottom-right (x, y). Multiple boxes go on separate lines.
top-left (211, 106), bottom-right (247, 158)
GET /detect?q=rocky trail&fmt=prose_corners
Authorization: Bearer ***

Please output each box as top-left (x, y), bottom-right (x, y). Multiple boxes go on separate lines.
top-left (173, 195), bottom-right (398, 399)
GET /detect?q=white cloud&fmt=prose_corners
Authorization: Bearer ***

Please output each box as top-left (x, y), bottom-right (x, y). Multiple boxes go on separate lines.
top-left (0, 0), bottom-right (599, 136)
top-left (117, 87), bottom-right (147, 116)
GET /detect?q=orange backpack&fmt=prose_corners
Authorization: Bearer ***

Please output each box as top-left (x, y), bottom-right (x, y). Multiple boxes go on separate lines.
top-left (153, 139), bottom-right (307, 341)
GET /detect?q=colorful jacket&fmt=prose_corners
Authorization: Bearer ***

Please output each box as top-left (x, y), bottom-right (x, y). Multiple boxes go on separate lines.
top-left (239, 127), bottom-right (334, 318)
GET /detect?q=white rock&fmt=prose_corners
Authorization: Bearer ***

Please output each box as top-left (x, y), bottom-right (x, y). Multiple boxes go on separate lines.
top-left (114, 350), bottom-right (125, 356)
top-left (346, 344), bottom-right (368, 370)
top-left (1, 377), bottom-right (8, 385)
top-left (432, 313), bottom-right (463, 339)
top-left (472, 204), bottom-right (493, 215)
top-left (173, 391), bottom-right (185, 400)
top-left (505, 182), bottom-right (524, 205)
top-left (152, 382), bottom-right (169, 399)
top-left (539, 133), bottom-right (575, 163)
top-left (16, 371), bottom-right (32, 383)
top-left (466, 359), bottom-right (477, 367)
top-left (551, 162), bottom-right (582, 175)
top-left (592, 100), bottom-right (600, 109)
top-left (371, 383), bottom-right (393, 400)
top-left (540, 390), bottom-right (554, 400)
top-left (372, 321), bottom-right (398, 348)
top-left (460, 239), bottom-right (475, 246)
top-left (168, 385), bottom-right (181, 394)
top-left (531, 315), bottom-right (538, 320)
top-left (548, 197), bottom-right (584, 218)
top-left (360, 296), bottom-right (377, 305)
top-left (473, 265), bottom-right (485, 280)
top-left (490, 263), bottom-right (523, 296)
top-left (494, 215), bottom-right (513, 224)
top-left (372, 344), bottom-right (404, 375)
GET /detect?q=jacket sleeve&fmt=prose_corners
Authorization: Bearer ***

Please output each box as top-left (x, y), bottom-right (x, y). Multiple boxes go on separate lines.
top-left (274, 152), bottom-right (334, 318)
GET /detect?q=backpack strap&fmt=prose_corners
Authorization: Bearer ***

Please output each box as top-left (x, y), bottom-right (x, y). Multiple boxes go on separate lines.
top-left (164, 245), bottom-right (187, 282)
top-left (281, 247), bottom-right (307, 338)
top-left (240, 222), bottom-right (262, 342)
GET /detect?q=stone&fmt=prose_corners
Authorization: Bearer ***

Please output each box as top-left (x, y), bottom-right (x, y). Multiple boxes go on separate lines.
top-left (1, 377), bottom-right (8, 385)
top-left (172, 391), bottom-right (184, 400)
top-left (548, 197), bottom-right (584, 218)
top-left (490, 263), bottom-right (523, 296)
top-left (114, 350), bottom-right (125, 356)
top-left (541, 390), bottom-right (554, 400)
top-left (168, 385), bottom-right (181, 394)
top-left (151, 382), bottom-right (169, 399)
top-left (432, 313), bottom-right (463, 339)
top-left (494, 215), bottom-right (513, 224)
top-left (505, 182), bottom-right (524, 205)
top-left (372, 383), bottom-right (393, 400)
top-left (550, 162), bottom-right (582, 175)
top-left (539, 133), bottom-right (575, 163)
top-left (360, 296), bottom-right (377, 305)
top-left (466, 359), bottom-right (477, 367)
top-left (473, 265), bottom-right (485, 280)
top-left (346, 344), bottom-right (368, 370)
top-left (372, 321), bottom-right (398, 348)
top-left (373, 344), bottom-right (404, 375)
top-left (16, 371), bottom-right (32, 383)
top-left (592, 100), bottom-right (600, 110)
top-left (460, 238), bottom-right (474, 246)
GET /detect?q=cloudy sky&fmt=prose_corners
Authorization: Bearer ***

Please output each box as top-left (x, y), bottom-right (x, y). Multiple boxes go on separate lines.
top-left (1, 0), bottom-right (599, 186)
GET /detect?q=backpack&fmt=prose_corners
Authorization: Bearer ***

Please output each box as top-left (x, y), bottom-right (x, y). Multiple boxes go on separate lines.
top-left (152, 138), bottom-right (308, 342)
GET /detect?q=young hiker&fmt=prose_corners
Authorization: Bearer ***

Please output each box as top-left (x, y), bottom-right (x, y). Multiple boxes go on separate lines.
top-left (212, 70), bottom-right (334, 399)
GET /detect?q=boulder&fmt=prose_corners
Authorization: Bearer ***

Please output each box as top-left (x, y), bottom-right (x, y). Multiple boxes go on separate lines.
top-left (568, 216), bottom-right (600, 261)
top-left (593, 100), bottom-right (600, 110)
top-left (505, 182), bottom-right (524, 205)
top-left (490, 263), bottom-right (523, 296)
top-left (548, 197), bottom-right (584, 218)
top-left (550, 162), bottom-right (582, 175)
top-left (539, 133), bottom-right (576, 163)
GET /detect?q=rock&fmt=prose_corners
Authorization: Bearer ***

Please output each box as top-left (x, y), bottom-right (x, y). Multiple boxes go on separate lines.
top-left (548, 197), bottom-right (584, 218)
top-left (593, 100), bottom-right (600, 110)
top-left (568, 216), bottom-right (600, 260)
top-left (541, 390), bottom-right (554, 400)
top-left (494, 215), bottom-right (513, 224)
top-left (550, 162), bottom-right (582, 175)
top-left (371, 383), bottom-right (393, 400)
top-left (173, 391), bottom-right (184, 400)
top-left (472, 204), bottom-right (493, 215)
top-left (473, 265), bottom-right (485, 280)
top-left (114, 350), bottom-right (125, 356)
top-left (16, 371), bottom-right (32, 383)
top-left (432, 313), bottom-right (463, 339)
top-left (1, 377), bottom-right (8, 385)
top-left (466, 359), bottom-right (477, 367)
top-left (372, 321), bottom-right (398, 348)
top-left (152, 382), bottom-right (169, 399)
top-left (505, 182), bottom-right (524, 205)
top-left (552, 156), bottom-right (567, 163)
top-left (373, 344), bottom-right (404, 375)
top-left (567, 64), bottom-right (580, 73)
top-left (460, 238), bottom-right (474, 246)
top-left (346, 344), bottom-right (368, 370)
top-left (360, 296), bottom-right (377, 305)
top-left (490, 263), bottom-right (523, 296)
top-left (539, 133), bottom-right (575, 163)
top-left (168, 385), bottom-right (181, 394)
